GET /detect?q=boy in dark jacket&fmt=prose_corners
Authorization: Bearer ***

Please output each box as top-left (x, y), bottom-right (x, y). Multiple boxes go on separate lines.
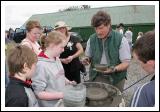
top-left (5, 45), bottom-right (39, 107)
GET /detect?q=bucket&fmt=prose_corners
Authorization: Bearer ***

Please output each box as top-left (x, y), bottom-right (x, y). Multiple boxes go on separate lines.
top-left (83, 82), bottom-right (125, 107)
top-left (63, 84), bottom-right (86, 107)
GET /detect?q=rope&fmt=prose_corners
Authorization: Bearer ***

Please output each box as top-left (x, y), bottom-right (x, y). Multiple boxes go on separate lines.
top-left (123, 74), bottom-right (151, 92)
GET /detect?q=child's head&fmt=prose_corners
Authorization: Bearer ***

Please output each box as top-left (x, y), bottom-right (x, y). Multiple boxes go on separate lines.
top-left (7, 45), bottom-right (37, 79)
top-left (133, 31), bottom-right (155, 74)
top-left (44, 31), bottom-right (65, 57)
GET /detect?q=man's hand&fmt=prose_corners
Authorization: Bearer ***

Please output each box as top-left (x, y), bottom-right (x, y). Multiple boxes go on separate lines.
top-left (103, 66), bottom-right (117, 74)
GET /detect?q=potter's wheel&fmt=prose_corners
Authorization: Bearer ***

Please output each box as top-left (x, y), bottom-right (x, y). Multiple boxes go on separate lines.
top-left (83, 82), bottom-right (123, 107)
top-left (87, 87), bottom-right (108, 100)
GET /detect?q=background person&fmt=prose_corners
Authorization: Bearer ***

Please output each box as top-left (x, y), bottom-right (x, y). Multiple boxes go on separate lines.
top-left (136, 32), bottom-right (143, 40)
top-left (54, 21), bottom-right (84, 84)
top-left (124, 27), bottom-right (133, 51)
top-left (21, 20), bottom-right (42, 55)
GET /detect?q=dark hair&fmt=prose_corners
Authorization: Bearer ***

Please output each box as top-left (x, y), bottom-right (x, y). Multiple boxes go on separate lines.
top-left (119, 23), bottom-right (124, 27)
top-left (133, 31), bottom-right (155, 63)
top-left (91, 10), bottom-right (111, 27)
top-left (116, 24), bottom-right (120, 28)
top-left (128, 27), bottom-right (132, 31)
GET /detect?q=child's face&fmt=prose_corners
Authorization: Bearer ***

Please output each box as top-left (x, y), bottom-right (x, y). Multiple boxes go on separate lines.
top-left (26, 63), bottom-right (37, 79)
top-left (51, 42), bottom-right (65, 57)
top-left (133, 52), bottom-right (155, 74)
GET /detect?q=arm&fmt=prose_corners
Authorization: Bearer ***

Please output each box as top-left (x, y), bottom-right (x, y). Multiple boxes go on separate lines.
top-left (72, 42), bottom-right (84, 59)
top-left (82, 38), bottom-right (91, 65)
top-left (65, 42), bottom-right (84, 63)
top-left (65, 77), bottom-right (77, 85)
top-left (36, 91), bottom-right (63, 100)
top-left (32, 64), bottom-right (63, 101)
top-left (103, 60), bottom-right (130, 74)
top-left (114, 60), bottom-right (130, 72)
top-left (104, 37), bottom-right (131, 74)
top-left (117, 36), bottom-right (131, 72)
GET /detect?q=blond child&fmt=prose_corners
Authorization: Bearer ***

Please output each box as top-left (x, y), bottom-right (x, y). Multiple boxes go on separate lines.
top-left (32, 31), bottom-right (75, 107)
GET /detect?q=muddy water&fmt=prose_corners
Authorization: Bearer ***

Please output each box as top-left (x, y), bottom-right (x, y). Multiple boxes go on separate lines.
top-left (84, 82), bottom-right (123, 107)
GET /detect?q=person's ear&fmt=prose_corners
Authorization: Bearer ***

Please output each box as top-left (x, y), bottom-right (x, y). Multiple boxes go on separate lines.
top-left (23, 63), bottom-right (29, 72)
top-left (146, 60), bottom-right (155, 66)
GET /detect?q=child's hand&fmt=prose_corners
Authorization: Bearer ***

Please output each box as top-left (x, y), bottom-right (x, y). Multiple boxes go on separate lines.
top-left (69, 80), bottom-right (77, 85)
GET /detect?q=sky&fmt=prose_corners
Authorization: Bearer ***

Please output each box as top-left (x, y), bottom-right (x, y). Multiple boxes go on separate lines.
top-left (1, 1), bottom-right (159, 111)
top-left (4, 1), bottom-right (118, 30)
top-left (2, 1), bottom-right (157, 30)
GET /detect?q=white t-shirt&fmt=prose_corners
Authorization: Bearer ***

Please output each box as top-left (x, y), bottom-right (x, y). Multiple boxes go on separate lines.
top-left (125, 30), bottom-right (133, 43)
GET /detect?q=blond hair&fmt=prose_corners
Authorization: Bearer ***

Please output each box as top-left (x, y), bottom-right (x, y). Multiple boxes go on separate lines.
top-left (40, 34), bottom-right (47, 51)
top-left (44, 31), bottom-right (64, 49)
top-left (7, 45), bottom-right (37, 76)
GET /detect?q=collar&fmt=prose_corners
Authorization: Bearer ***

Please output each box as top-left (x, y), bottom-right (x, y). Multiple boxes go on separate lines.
top-left (38, 51), bottom-right (49, 59)
top-left (151, 75), bottom-right (155, 81)
top-left (38, 51), bottom-right (57, 60)
top-left (10, 76), bottom-right (32, 88)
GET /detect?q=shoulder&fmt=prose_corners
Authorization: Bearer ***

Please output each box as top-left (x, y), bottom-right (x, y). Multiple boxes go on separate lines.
top-left (70, 32), bottom-right (82, 43)
top-left (136, 81), bottom-right (153, 93)
top-left (131, 81), bottom-right (155, 107)
top-left (109, 30), bottom-right (123, 46)
top-left (90, 33), bottom-right (97, 39)
top-left (89, 33), bottom-right (97, 43)
top-left (142, 80), bottom-right (155, 92)
top-left (135, 81), bottom-right (155, 100)
top-left (21, 39), bottom-right (32, 47)
top-left (5, 83), bottom-right (28, 106)
top-left (111, 30), bottom-right (123, 38)
top-left (6, 82), bottom-right (27, 96)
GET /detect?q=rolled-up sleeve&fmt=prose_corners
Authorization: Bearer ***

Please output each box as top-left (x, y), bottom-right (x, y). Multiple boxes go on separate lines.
top-left (85, 38), bottom-right (91, 57)
top-left (32, 64), bottom-right (48, 94)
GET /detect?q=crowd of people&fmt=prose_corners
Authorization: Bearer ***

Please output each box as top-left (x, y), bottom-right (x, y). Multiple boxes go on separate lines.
top-left (5, 10), bottom-right (155, 107)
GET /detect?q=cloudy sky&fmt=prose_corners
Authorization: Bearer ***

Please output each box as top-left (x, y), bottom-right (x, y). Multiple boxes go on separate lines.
top-left (2, 1), bottom-right (156, 30)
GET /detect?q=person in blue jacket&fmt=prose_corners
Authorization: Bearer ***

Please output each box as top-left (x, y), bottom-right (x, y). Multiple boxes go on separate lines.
top-left (130, 31), bottom-right (155, 107)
